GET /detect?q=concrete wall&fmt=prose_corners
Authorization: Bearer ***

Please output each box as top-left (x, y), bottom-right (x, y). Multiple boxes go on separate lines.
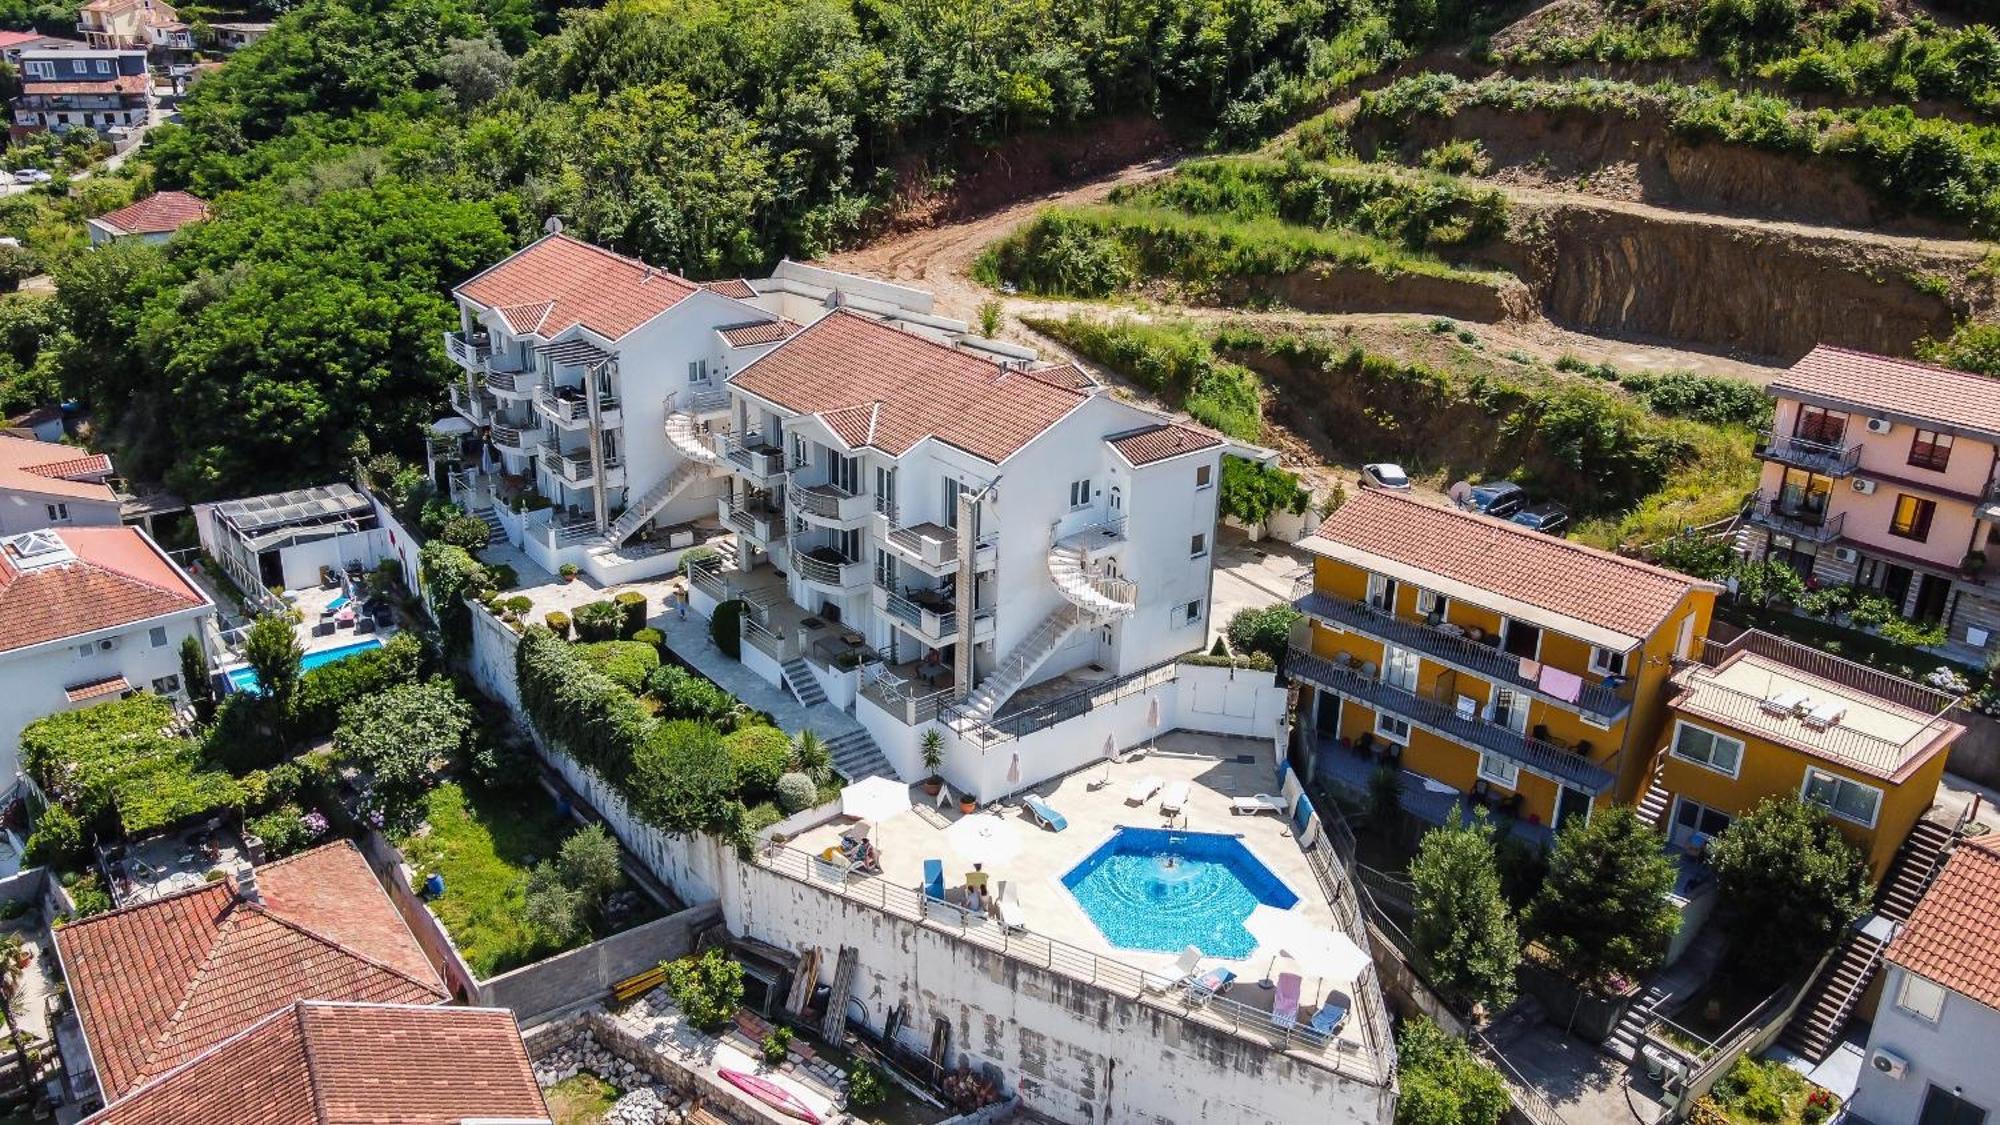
top-left (483, 902), bottom-right (717, 1025)
top-left (1853, 964), bottom-right (2000, 1125)
top-left (0, 490), bottom-right (120, 535)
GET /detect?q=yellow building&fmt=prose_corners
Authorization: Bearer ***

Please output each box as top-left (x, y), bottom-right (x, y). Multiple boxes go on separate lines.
top-left (1288, 490), bottom-right (1719, 837)
top-left (1643, 630), bottom-right (1960, 882)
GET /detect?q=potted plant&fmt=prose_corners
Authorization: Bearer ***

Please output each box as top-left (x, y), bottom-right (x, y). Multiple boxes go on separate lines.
top-left (920, 729), bottom-right (945, 796)
top-left (959, 792), bottom-right (977, 814)
top-left (558, 562), bottom-right (580, 584)
top-left (1965, 551), bottom-right (1988, 576)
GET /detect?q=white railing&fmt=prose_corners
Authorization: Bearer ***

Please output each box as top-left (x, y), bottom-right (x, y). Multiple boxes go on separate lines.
top-left (788, 479), bottom-right (870, 523)
top-left (490, 420), bottom-right (540, 452)
top-left (716, 432), bottom-right (788, 483)
top-left (673, 385), bottom-right (730, 415)
top-left (484, 366), bottom-right (536, 395)
top-left (873, 582), bottom-right (955, 641)
top-left (858, 673), bottom-right (951, 726)
top-left (536, 385), bottom-right (592, 425)
top-left (793, 550), bottom-right (865, 591)
top-left (718, 498), bottom-right (785, 546)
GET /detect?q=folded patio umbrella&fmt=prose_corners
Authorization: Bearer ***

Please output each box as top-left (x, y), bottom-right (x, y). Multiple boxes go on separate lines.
top-left (840, 776), bottom-right (912, 824)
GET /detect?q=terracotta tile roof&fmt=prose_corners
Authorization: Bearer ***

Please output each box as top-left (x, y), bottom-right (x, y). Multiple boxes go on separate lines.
top-left (719, 320), bottom-right (796, 348)
top-left (25, 74), bottom-right (148, 96)
top-left (87, 1001), bottom-right (546, 1125)
top-left (55, 841), bottom-right (448, 1100)
top-left (0, 526), bottom-right (204, 654)
top-left (1885, 835), bottom-right (2000, 1012)
top-left (705, 278), bottom-right (757, 300)
top-left (457, 234), bottom-right (697, 341)
top-left (0, 31), bottom-right (41, 47)
top-left (1304, 489), bottom-right (1713, 644)
top-left (93, 191), bottom-right (207, 236)
top-left (1030, 362), bottom-right (1097, 391)
top-left (1108, 423), bottom-right (1223, 466)
top-left (0, 433), bottom-right (115, 502)
top-left (64, 674), bottom-right (128, 702)
top-left (1771, 345), bottom-right (2000, 439)
top-left (731, 311), bottom-right (1089, 462)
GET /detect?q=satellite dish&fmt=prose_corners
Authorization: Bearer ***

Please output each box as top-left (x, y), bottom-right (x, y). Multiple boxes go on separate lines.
top-left (543, 215), bottom-right (564, 236)
top-left (1447, 480), bottom-right (1472, 505)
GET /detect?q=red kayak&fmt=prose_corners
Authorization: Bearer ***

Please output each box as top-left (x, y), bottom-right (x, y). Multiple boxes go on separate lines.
top-left (718, 1068), bottom-right (822, 1124)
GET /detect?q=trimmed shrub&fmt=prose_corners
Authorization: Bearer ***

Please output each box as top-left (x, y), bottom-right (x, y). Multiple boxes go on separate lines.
top-left (775, 772), bottom-right (817, 814)
top-left (723, 725), bottom-right (794, 801)
top-left (439, 512), bottom-right (492, 551)
top-left (631, 720), bottom-right (744, 838)
top-left (632, 627), bottom-right (664, 649)
top-left (574, 600), bottom-right (623, 642)
top-left (661, 948), bottom-right (744, 1031)
top-left (711, 599), bottom-right (745, 659)
top-left (577, 641), bottom-right (662, 694)
top-left (645, 664), bottom-right (738, 722)
top-left (544, 610), bottom-right (572, 639)
top-left (516, 627), bottom-right (653, 778)
top-left (1226, 604), bottom-right (1304, 661)
top-left (614, 590), bottom-right (649, 638)
top-left (487, 563), bottom-right (519, 591)
top-left (678, 545), bottom-right (720, 576)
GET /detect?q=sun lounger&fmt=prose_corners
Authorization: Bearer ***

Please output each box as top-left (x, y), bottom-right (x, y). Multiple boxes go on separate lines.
top-left (921, 858), bottom-right (945, 902)
top-left (1160, 781), bottom-right (1191, 815)
top-left (1022, 794), bottom-right (1068, 832)
top-left (995, 880), bottom-right (1025, 932)
top-left (1154, 945), bottom-right (1203, 993)
top-left (1272, 972), bottom-right (1302, 1029)
top-left (1187, 965), bottom-right (1236, 1003)
top-left (1126, 775), bottom-right (1163, 805)
top-left (1230, 793), bottom-right (1288, 816)
top-left (1308, 1002), bottom-right (1349, 1039)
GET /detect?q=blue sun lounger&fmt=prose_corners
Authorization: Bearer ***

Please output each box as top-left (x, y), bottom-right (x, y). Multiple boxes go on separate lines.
top-left (921, 858), bottom-right (946, 902)
top-left (1308, 1002), bottom-right (1349, 1040)
top-left (1022, 794), bottom-right (1068, 832)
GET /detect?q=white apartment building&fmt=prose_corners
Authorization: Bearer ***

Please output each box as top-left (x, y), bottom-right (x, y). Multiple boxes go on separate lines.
top-left (0, 433), bottom-right (122, 535)
top-left (0, 525), bottom-right (212, 779)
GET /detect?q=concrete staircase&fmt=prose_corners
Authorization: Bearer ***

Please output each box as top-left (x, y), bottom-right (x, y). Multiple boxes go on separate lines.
top-left (1605, 979), bottom-right (1677, 1062)
top-left (665, 405), bottom-right (724, 465)
top-left (1777, 816), bottom-right (1961, 1062)
top-left (826, 729), bottom-right (893, 780)
top-left (1046, 543), bottom-right (1137, 619)
top-left (1635, 751), bottom-right (1671, 830)
top-left (781, 657), bottom-right (827, 707)
top-left (605, 458), bottom-right (711, 546)
top-left (958, 603), bottom-right (1084, 721)
top-left (470, 506), bottom-right (506, 543)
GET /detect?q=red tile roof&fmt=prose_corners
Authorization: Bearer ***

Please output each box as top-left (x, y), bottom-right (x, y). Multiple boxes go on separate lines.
top-left (0, 433), bottom-right (115, 502)
top-left (457, 234), bottom-right (698, 341)
top-left (1304, 489), bottom-right (1714, 643)
top-left (86, 1000), bottom-right (546, 1125)
top-left (0, 31), bottom-right (42, 47)
top-left (731, 311), bottom-right (1090, 462)
top-left (25, 74), bottom-right (148, 96)
top-left (0, 526), bottom-right (205, 654)
top-left (55, 841), bottom-right (449, 1100)
top-left (1771, 345), bottom-right (2000, 440)
top-left (1108, 423), bottom-right (1223, 467)
top-left (1885, 834), bottom-right (2000, 1012)
top-left (64, 674), bottom-right (128, 702)
top-left (93, 191), bottom-right (208, 236)
top-left (705, 279), bottom-right (757, 300)
top-left (719, 320), bottom-right (796, 348)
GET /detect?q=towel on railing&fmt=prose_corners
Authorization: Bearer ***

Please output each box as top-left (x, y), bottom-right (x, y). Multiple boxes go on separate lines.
top-left (1517, 656), bottom-right (1541, 680)
top-left (1538, 665), bottom-right (1584, 703)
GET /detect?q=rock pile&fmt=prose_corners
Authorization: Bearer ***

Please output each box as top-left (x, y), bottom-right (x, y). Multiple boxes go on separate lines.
top-left (534, 1026), bottom-right (692, 1125)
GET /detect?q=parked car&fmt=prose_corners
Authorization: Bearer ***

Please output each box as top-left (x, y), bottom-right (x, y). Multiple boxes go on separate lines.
top-left (13, 169), bottom-right (50, 183)
top-left (1360, 463), bottom-right (1411, 492)
top-left (1460, 481), bottom-right (1528, 518)
top-left (1510, 502), bottom-right (1570, 535)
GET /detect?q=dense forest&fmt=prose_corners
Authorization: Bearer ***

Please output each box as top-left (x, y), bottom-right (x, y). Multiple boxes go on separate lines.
top-left (3, 0), bottom-right (1448, 498)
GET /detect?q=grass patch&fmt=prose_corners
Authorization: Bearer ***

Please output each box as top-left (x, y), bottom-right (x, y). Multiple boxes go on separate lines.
top-left (545, 1072), bottom-right (620, 1125)
top-left (1025, 315), bottom-right (1264, 441)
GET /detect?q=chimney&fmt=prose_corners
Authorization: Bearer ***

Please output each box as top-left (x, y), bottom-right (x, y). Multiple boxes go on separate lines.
top-left (236, 862), bottom-right (262, 905)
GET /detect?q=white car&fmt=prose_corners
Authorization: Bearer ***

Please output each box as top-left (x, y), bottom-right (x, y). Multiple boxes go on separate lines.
top-left (1360, 463), bottom-right (1412, 492)
top-left (12, 169), bottom-right (51, 184)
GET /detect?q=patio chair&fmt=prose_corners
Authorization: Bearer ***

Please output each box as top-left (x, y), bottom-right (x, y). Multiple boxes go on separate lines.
top-left (1187, 965), bottom-right (1236, 1004)
top-left (1230, 793), bottom-right (1287, 816)
top-left (355, 617), bottom-right (377, 635)
top-left (1308, 1002), bottom-right (1349, 1040)
top-left (920, 859), bottom-right (946, 903)
top-left (994, 880), bottom-right (1025, 933)
top-left (1160, 945), bottom-right (1203, 993)
top-left (1272, 972), bottom-right (1302, 1030)
top-left (1022, 794), bottom-right (1068, 832)
top-left (1159, 781), bottom-right (1191, 816)
top-left (1126, 775), bottom-right (1163, 805)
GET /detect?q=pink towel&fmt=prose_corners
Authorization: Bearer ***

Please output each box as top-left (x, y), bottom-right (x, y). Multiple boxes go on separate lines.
top-left (1517, 656), bottom-right (1540, 680)
top-left (1538, 664), bottom-right (1584, 703)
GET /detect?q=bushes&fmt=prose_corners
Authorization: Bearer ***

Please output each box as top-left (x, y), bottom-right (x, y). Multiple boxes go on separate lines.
top-left (21, 695), bottom-right (242, 836)
top-left (646, 664), bottom-right (738, 723)
top-left (775, 772), bottom-right (817, 814)
top-left (246, 803), bottom-right (312, 860)
top-left (711, 599), bottom-right (745, 660)
top-left (577, 641), bottom-right (661, 693)
top-left (1220, 457), bottom-right (1310, 525)
top-left (438, 512), bottom-right (492, 551)
top-left (516, 626), bottom-right (653, 779)
top-left (573, 600), bottom-right (623, 642)
top-left (1226, 605), bottom-right (1304, 662)
top-left (333, 679), bottom-right (473, 829)
top-left (1395, 1017), bottom-right (1510, 1125)
top-left (544, 610), bottom-right (571, 639)
top-left (1618, 371), bottom-right (1771, 427)
top-left (614, 590), bottom-right (649, 637)
top-left (419, 542), bottom-right (489, 652)
top-left (631, 720), bottom-right (744, 839)
top-left (24, 804), bottom-right (82, 868)
top-left (632, 627), bottom-right (664, 648)
top-left (1025, 315), bottom-right (1263, 441)
top-left (525, 822), bottom-right (625, 944)
top-left (661, 948), bottom-right (744, 1032)
top-left (723, 725), bottom-right (794, 801)
top-left (291, 631), bottom-right (424, 737)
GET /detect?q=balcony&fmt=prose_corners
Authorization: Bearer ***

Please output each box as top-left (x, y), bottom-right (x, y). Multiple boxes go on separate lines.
top-left (873, 512), bottom-right (989, 575)
top-left (448, 383), bottom-right (495, 425)
top-left (483, 365), bottom-right (538, 397)
top-left (544, 445), bottom-right (618, 489)
top-left (793, 548), bottom-right (868, 594)
top-left (489, 420), bottom-right (541, 454)
top-left (859, 674), bottom-right (950, 726)
top-left (443, 330), bottom-right (491, 375)
top-left (717, 433), bottom-right (788, 488)
top-left (1746, 493), bottom-right (1846, 543)
top-left (530, 510), bottom-right (599, 550)
top-left (1285, 646), bottom-right (1617, 795)
top-left (719, 498), bottom-right (786, 549)
top-left (536, 385), bottom-right (603, 429)
top-left (1293, 589), bottom-right (1633, 724)
top-left (673, 385), bottom-right (731, 417)
top-left (873, 583), bottom-right (958, 645)
top-left (788, 480), bottom-right (871, 526)
top-left (1754, 431), bottom-right (1862, 477)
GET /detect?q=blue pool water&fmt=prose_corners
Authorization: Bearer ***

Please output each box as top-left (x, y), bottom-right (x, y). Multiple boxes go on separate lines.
top-left (327, 594), bottom-right (350, 612)
top-left (1061, 827), bottom-right (1298, 957)
top-left (225, 637), bottom-right (383, 694)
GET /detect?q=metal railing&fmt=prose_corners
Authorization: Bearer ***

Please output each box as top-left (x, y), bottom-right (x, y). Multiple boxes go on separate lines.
top-left (1754, 431), bottom-right (1862, 477)
top-left (941, 658), bottom-right (1180, 746)
top-left (788, 479), bottom-right (868, 522)
top-left (490, 420), bottom-right (540, 451)
top-left (793, 550), bottom-right (865, 590)
top-left (443, 329), bottom-right (490, 368)
top-left (1474, 1031), bottom-right (1573, 1125)
top-left (719, 499), bottom-right (785, 545)
top-left (751, 841), bottom-right (1390, 1085)
top-left (1669, 663), bottom-right (1950, 778)
top-left (858, 673), bottom-right (951, 725)
top-left (1691, 630), bottom-right (1960, 717)
top-left (484, 366), bottom-right (535, 394)
top-left (717, 432), bottom-right (788, 482)
top-left (874, 582), bottom-right (956, 639)
top-left (671, 385), bottom-right (731, 415)
top-left (687, 555), bottom-right (730, 602)
top-left (530, 510), bottom-right (598, 548)
top-left (1746, 493), bottom-right (1845, 543)
top-left (536, 384), bottom-right (593, 424)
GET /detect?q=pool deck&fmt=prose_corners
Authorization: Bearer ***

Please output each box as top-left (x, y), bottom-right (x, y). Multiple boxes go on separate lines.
top-left (783, 732), bottom-right (1364, 1045)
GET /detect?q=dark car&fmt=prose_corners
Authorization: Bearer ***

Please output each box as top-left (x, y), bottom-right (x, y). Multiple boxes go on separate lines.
top-left (1510, 502), bottom-right (1571, 536)
top-left (1461, 481), bottom-right (1528, 518)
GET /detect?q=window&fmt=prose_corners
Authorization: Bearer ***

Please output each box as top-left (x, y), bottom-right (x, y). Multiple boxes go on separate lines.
top-left (1195, 464), bottom-right (1212, 490)
top-left (1189, 532), bottom-right (1207, 558)
top-left (941, 477), bottom-right (963, 530)
top-left (1670, 722), bottom-right (1744, 777)
top-left (1802, 768), bottom-right (1882, 827)
top-left (1179, 599), bottom-right (1203, 626)
top-left (1068, 479), bottom-right (1091, 510)
top-left (1920, 1085), bottom-right (1989, 1125)
top-left (1589, 646), bottom-right (1627, 677)
top-left (687, 359), bottom-right (708, 382)
top-left (1672, 798), bottom-right (1733, 840)
top-left (1415, 589), bottom-right (1447, 618)
top-left (24, 61), bottom-right (51, 79)
top-left (1909, 429), bottom-right (1954, 471)
top-left (1897, 972), bottom-right (1948, 1023)
top-left (75, 642), bottom-right (94, 659)
top-left (93, 58), bottom-right (109, 74)
top-left (1367, 573), bottom-right (1398, 612)
top-left (148, 626), bottom-right (168, 648)
top-left (1382, 645), bottom-right (1419, 691)
top-left (1793, 405), bottom-right (1849, 445)
top-left (45, 502), bottom-right (68, 523)
top-left (1778, 467), bottom-right (1833, 519)
top-left (1501, 618), bottom-right (1542, 660)
top-left (1478, 751), bottom-right (1519, 789)
top-left (1890, 494), bottom-right (1937, 541)
top-left (150, 674), bottom-right (181, 696)
top-left (1488, 688), bottom-right (1528, 734)
top-left (1373, 712), bottom-right (1410, 744)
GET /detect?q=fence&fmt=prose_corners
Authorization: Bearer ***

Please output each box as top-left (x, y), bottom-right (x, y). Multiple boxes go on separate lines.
top-left (940, 658), bottom-right (1181, 747)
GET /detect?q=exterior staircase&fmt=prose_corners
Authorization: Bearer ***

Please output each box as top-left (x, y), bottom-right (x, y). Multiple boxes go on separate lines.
top-left (1606, 980), bottom-right (1677, 1062)
top-left (1777, 816), bottom-right (1963, 1062)
top-left (1047, 543), bottom-right (1138, 619)
top-left (958, 603), bottom-right (1085, 721)
top-left (781, 657), bottom-right (827, 707)
top-left (470, 506), bottom-right (506, 543)
top-left (604, 458), bottom-right (712, 546)
top-left (665, 400), bottom-right (725, 465)
top-left (1634, 750), bottom-right (1671, 830)
top-left (826, 729), bottom-right (893, 780)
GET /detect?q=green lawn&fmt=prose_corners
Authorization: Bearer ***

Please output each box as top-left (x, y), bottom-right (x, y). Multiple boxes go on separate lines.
top-left (545, 1073), bottom-right (620, 1125)
top-left (397, 781), bottom-right (588, 977)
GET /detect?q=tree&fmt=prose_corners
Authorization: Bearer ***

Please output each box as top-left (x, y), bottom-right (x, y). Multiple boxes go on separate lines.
top-left (1705, 797), bottom-right (1871, 979)
top-left (1410, 808), bottom-right (1520, 1014)
top-left (527, 822), bottom-right (624, 942)
top-left (1523, 807), bottom-right (1679, 992)
top-left (242, 613), bottom-right (303, 735)
top-left (438, 35), bottom-right (514, 110)
top-left (1219, 456), bottom-right (1310, 525)
top-left (179, 634), bottom-right (215, 721)
top-left (1226, 604), bottom-right (1303, 662)
top-left (1395, 1016), bottom-right (1510, 1125)
top-left (631, 719), bottom-right (744, 839)
top-left (333, 679), bottom-right (472, 826)
top-left (661, 947), bottom-right (743, 1031)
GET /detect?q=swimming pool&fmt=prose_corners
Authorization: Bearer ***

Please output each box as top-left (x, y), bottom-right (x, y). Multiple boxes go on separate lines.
top-left (225, 636), bottom-right (383, 694)
top-left (1061, 827), bottom-right (1298, 957)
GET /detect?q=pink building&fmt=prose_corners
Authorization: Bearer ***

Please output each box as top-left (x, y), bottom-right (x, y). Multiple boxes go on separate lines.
top-left (1745, 346), bottom-right (2000, 661)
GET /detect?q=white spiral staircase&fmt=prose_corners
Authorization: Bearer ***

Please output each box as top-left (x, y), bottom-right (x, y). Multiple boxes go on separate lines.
top-left (665, 408), bottom-right (722, 466)
top-left (1047, 543), bottom-right (1138, 619)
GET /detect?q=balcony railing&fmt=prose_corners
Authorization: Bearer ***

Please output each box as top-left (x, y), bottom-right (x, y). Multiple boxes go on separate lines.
top-left (536, 385), bottom-right (593, 426)
top-left (673, 385), bottom-right (731, 416)
top-left (443, 330), bottom-right (490, 372)
top-left (1754, 431), bottom-right (1862, 477)
top-left (1284, 646), bottom-right (1618, 794)
top-left (873, 582), bottom-right (956, 642)
top-left (530, 510), bottom-right (598, 549)
top-left (718, 498), bottom-right (786, 547)
top-left (873, 512), bottom-right (961, 572)
top-left (448, 383), bottom-right (495, 423)
top-left (788, 479), bottom-right (871, 524)
top-left (490, 420), bottom-right (541, 453)
top-left (716, 432), bottom-right (788, 485)
top-left (1292, 588), bottom-right (1633, 723)
top-left (858, 673), bottom-right (950, 726)
top-left (793, 549), bottom-right (867, 592)
top-left (1746, 493), bottom-right (1845, 543)
top-left (483, 366), bottom-right (537, 395)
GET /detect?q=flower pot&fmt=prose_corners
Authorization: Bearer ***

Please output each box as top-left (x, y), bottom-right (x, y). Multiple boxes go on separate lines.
top-left (923, 779), bottom-right (942, 797)
top-left (959, 797), bottom-right (976, 814)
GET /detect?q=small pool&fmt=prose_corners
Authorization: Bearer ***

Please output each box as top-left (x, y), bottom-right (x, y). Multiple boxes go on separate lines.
top-left (225, 636), bottom-right (383, 694)
top-left (1061, 827), bottom-right (1298, 958)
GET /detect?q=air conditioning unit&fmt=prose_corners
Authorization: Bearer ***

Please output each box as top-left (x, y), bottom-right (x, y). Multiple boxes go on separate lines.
top-left (1834, 546), bottom-right (1861, 564)
top-left (1853, 478), bottom-right (1878, 495)
top-left (97, 638), bottom-right (116, 651)
top-left (1871, 1048), bottom-right (1910, 1079)
top-left (1867, 417), bottom-right (1895, 434)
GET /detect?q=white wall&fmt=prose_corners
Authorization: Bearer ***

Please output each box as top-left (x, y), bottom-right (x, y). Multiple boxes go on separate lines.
top-left (1854, 964), bottom-right (2000, 1125)
top-left (0, 491), bottom-right (121, 535)
top-left (0, 606), bottom-right (209, 779)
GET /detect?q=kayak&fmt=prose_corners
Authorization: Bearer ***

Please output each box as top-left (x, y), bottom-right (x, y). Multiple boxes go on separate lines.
top-left (718, 1067), bottom-right (822, 1124)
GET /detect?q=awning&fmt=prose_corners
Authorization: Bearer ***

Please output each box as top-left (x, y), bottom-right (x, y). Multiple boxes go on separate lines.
top-left (66, 675), bottom-right (130, 703)
top-left (537, 338), bottom-right (612, 367)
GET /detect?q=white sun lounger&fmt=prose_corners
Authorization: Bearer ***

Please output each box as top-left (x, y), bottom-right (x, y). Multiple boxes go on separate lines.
top-left (1127, 775), bottom-right (1163, 805)
top-left (1160, 781), bottom-right (1191, 815)
top-left (1231, 793), bottom-right (1288, 816)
